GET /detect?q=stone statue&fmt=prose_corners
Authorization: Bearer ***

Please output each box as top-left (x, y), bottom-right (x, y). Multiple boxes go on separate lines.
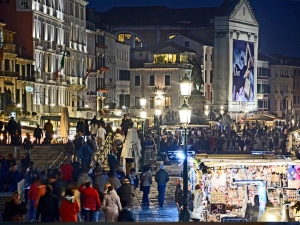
top-left (189, 58), bottom-right (204, 96)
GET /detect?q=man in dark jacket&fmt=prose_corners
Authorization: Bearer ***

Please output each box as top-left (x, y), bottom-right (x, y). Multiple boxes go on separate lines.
top-left (76, 118), bottom-right (85, 134)
top-left (175, 178), bottom-right (183, 216)
top-left (12, 131), bottom-right (22, 159)
top-left (7, 117), bottom-right (17, 143)
top-left (155, 164), bottom-right (170, 206)
top-left (0, 154), bottom-right (8, 192)
top-left (36, 185), bottom-right (60, 222)
top-left (121, 114), bottom-right (130, 137)
top-left (117, 179), bottom-right (134, 208)
top-left (118, 200), bottom-right (135, 222)
top-left (33, 125), bottom-right (43, 144)
top-left (5, 164), bottom-right (22, 192)
top-left (51, 171), bottom-right (68, 205)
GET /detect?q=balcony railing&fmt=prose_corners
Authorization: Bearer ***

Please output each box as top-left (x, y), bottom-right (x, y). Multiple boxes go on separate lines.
top-left (144, 62), bottom-right (192, 69)
top-left (0, 71), bottom-right (20, 78)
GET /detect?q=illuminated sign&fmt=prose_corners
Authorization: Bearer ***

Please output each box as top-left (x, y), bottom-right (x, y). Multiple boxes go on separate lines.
top-left (25, 86), bottom-right (33, 93)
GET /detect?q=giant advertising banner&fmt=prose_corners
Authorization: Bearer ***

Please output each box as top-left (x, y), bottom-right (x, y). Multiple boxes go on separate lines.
top-left (232, 40), bottom-right (254, 102)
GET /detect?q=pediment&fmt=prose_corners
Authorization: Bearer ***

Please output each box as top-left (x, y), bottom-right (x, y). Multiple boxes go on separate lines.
top-left (230, 0), bottom-right (258, 25)
top-left (155, 46), bottom-right (182, 54)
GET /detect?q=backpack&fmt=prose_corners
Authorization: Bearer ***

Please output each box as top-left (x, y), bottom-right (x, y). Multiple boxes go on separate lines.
top-left (43, 196), bottom-right (55, 216)
top-left (82, 146), bottom-right (90, 157)
top-left (114, 139), bottom-right (123, 147)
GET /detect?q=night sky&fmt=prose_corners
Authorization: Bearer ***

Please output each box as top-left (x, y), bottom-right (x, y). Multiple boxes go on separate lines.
top-left (87, 0), bottom-right (300, 58)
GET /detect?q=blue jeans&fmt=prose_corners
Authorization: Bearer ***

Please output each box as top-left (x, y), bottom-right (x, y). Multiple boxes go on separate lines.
top-left (82, 209), bottom-right (95, 222)
top-left (157, 184), bottom-right (166, 206)
top-left (30, 200), bottom-right (37, 221)
top-left (142, 186), bottom-right (150, 205)
top-left (94, 210), bottom-right (99, 222)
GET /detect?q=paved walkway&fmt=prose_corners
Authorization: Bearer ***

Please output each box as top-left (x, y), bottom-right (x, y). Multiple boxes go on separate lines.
top-left (98, 177), bottom-right (179, 222)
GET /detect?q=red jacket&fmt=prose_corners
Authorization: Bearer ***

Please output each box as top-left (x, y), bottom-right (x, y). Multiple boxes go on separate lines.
top-left (28, 182), bottom-right (46, 207)
top-left (78, 184), bottom-right (101, 210)
top-left (59, 198), bottom-right (80, 222)
top-left (60, 164), bottom-right (74, 181)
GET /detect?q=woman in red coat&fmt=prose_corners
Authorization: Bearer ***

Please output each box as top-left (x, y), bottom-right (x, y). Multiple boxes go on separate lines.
top-left (59, 188), bottom-right (80, 222)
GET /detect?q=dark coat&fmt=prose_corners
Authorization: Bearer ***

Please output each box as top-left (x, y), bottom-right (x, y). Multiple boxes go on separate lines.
top-left (155, 169), bottom-right (170, 185)
top-left (117, 183), bottom-right (134, 206)
top-left (118, 209), bottom-right (135, 222)
top-left (34, 128), bottom-right (43, 139)
top-left (3, 199), bottom-right (28, 221)
top-left (76, 121), bottom-right (85, 133)
top-left (36, 193), bottom-right (60, 221)
top-left (175, 184), bottom-right (183, 205)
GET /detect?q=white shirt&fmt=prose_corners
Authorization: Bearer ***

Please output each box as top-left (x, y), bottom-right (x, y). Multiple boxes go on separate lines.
top-left (96, 127), bottom-right (106, 139)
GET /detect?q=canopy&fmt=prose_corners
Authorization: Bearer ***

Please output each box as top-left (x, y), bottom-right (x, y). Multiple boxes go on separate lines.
top-left (60, 107), bottom-right (69, 139)
top-left (245, 114), bottom-right (281, 122)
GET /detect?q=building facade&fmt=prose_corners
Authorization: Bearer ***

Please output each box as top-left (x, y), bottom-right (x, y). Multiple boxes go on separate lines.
top-left (0, 0), bottom-right (89, 128)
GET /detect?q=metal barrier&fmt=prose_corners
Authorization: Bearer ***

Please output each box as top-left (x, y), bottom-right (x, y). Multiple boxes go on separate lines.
top-left (93, 133), bottom-right (112, 168)
top-left (48, 148), bottom-right (66, 169)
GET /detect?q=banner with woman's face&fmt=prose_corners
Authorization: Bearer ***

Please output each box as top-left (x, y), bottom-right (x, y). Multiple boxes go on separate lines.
top-left (232, 40), bottom-right (255, 102)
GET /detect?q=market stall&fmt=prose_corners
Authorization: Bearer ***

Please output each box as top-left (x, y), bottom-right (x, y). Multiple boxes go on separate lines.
top-left (192, 154), bottom-right (300, 222)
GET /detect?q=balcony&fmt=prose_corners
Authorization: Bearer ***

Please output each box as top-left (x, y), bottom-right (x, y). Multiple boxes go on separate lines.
top-left (87, 91), bottom-right (97, 96)
top-left (18, 75), bottom-right (35, 82)
top-left (115, 80), bottom-right (130, 86)
top-left (281, 91), bottom-right (290, 98)
top-left (4, 43), bottom-right (16, 54)
top-left (0, 71), bottom-right (20, 78)
top-left (144, 62), bottom-right (192, 69)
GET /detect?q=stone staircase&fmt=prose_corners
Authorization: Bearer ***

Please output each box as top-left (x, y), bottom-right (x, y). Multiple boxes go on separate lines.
top-left (0, 144), bottom-right (64, 170)
top-left (94, 134), bottom-right (113, 171)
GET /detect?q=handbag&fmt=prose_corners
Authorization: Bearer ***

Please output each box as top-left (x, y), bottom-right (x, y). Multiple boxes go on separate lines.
top-left (244, 77), bottom-right (251, 98)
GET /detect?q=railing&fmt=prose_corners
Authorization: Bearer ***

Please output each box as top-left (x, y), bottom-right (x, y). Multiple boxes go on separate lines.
top-left (93, 133), bottom-right (112, 168)
top-left (48, 148), bottom-right (66, 169)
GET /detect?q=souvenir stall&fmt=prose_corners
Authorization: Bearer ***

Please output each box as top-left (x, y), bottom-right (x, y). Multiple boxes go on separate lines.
top-left (193, 154), bottom-right (300, 222)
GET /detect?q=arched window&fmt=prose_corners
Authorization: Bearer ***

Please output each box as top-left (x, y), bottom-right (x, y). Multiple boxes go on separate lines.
top-left (167, 33), bottom-right (179, 40)
top-left (117, 32), bottom-right (145, 48)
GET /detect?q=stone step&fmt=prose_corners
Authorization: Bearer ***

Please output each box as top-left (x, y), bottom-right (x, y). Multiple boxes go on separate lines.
top-left (0, 144), bottom-right (64, 169)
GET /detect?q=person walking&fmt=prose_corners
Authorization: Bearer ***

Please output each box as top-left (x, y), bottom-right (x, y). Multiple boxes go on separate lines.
top-left (36, 185), bottom-right (60, 222)
top-left (11, 131), bottom-right (22, 159)
top-left (191, 184), bottom-right (203, 221)
top-left (121, 114), bottom-right (130, 137)
top-left (155, 164), bottom-right (170, 207)
top-left (28, 176), bottom-right (45, 222)
top-left (7, 117), bottom-right (17, 144)
top-left (59, 188), bottom-right (80, 222)
top-left (117, 200), bottom-right (135, 222)
top-left (107, 170), bottom-right (121, 190)
top-left (78, 180), bottom-right (101, 222)
top-left (102, 185), bottom-right (122, 222)
top-left (64, 139), bottom-right (75, 162)
top-left (5, 164), bottom-right (22, 192)
top-left (43, 120), bottom-right (54, 143)
top-left (140, 165), bottom-right (152, 207)
top-left (76, 118), bottom-right (85, 134)
top-left (96, 123), bottom-right (106, 150)
top-left (23, 133), bottom-right (33, 155)
top-left (117, 179), bottom-right (134, 208)
top-left (108, 150), bottom-right (118, 171)
top-left (78, 142), bottom-right (92, 168)
top-left (125, 168), bottom-right (139, 190)
top-left (175, 178), bottom-right (183, 217)
top-left (3, 192), bottom-right (28, 222)
top-left (113, 129), bottom-right (124, 165)
top-left (60, 159), bottom-right (74, 184)
top-left (73, 134), bottom-right (83, 162)
top-left (93, 168), bottom-right (108, 193)
top-left (33, 125), bottom-right (43, 144)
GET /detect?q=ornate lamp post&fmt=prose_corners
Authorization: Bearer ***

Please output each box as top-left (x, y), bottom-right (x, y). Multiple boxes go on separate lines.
top-left (139, 96), bottom-right (147, 171)
top-left (178, 75), bottom-right (192, 222)
top-left (155, 101), bottom-right (162, 161)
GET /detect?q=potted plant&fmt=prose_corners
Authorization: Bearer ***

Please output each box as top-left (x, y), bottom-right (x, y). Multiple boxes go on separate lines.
top-left (32, 112), bottom-right (37, 117)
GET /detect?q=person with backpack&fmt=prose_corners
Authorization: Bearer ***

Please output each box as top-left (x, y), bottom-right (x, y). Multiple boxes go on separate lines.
top-left (108, 150), bottom-right (118, 171)
top-left (33, 125), bottom-right (43, 144)
top-left (23, 133), bottom-right (33, 155)
top-left (155, 164), bottom-right (170, 207)
top-left (140, 165), bottom-right (152, 207)
top-left (78, 180), bottom-right (101, 222)
top-left (78, 142), bottom-right (92, 168)
top-left (113, 129), bottom-right (124, 165)
top-left (36, 185), bottom-right (60, 222)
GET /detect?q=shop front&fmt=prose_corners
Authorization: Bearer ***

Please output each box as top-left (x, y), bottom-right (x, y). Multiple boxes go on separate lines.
top-left (191, 154), bottom-right (300, 222)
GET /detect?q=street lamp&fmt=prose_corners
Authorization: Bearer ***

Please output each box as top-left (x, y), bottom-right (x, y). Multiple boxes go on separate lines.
top-left (139, 98), bottom-right (147, 171)
top-left (178, 75), bottom-right (192, 222)
top-left (204, 105), bottom-right (209, 117)
top-left (220, 106), bottom-right (224, 116)
top-left (16, 103), bottom-right (21, 108)
top-left (155, 105), bottom-right (162, 161)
